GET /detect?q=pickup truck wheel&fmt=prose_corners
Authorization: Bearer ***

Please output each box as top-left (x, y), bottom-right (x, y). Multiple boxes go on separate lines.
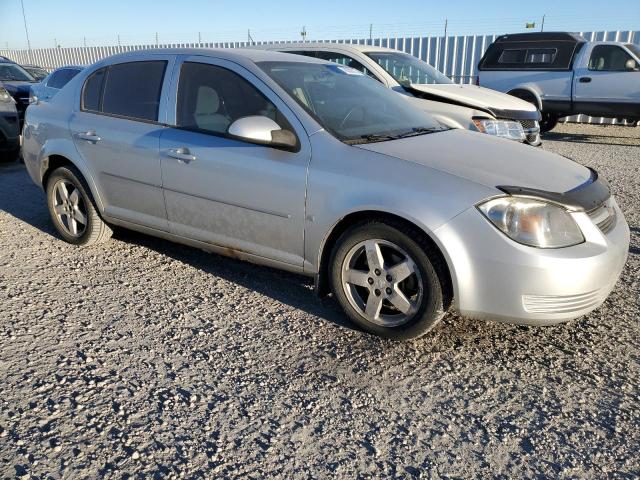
top-left (330, 220), bottom-right (448, 340)
top-left (46, 166), bottom-right (113, 246)
top-left (539, 113), bottom-right (559, 133)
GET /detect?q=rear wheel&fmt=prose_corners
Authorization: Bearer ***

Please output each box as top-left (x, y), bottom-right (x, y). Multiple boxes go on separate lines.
top-left (46, 166), bottom-right (112, 246)
top-left (330, 220), bottom-right (449, 340)
top-left (539, 112), bottom-right (560, 133)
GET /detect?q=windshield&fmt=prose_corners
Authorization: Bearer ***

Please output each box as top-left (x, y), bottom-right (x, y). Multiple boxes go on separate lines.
top-left (625, 44), bottom-right (640, 59)
top-left (25, 66), bottom-right (48, 81)
top-left (0, 63), bottom-right (35, 82)
top-left (366, 52), bottom-right (452, 86)
top-left (258, 61), bottom-right (447, 143)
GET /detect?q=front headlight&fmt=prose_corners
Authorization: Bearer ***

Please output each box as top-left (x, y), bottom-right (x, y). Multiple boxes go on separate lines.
top-left (0, 86), bottom-right (14, 103)
top-left (478, 196), bottom-right (584, 248)
top-left (473, 118), bottom-right (525, 142)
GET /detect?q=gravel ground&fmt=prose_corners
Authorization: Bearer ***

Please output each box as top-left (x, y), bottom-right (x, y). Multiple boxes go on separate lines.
top-left (1, 124), bottom-right (639, 479)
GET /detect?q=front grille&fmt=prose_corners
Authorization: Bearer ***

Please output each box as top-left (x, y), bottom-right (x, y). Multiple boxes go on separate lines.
top-left (518, 120), bottom-right (541, 145)
top-left (523, 290), bottom-right (604, 314)
top-left (588, 199), bottom-right (617, 235)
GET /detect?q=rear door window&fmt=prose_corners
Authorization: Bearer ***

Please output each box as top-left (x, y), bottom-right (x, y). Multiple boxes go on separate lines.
top-left (101, 61), bottom-right (167, 121)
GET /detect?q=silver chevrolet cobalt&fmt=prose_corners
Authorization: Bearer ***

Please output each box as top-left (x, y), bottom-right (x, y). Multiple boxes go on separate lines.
top-left (22, 49), bottom-right (629, 340)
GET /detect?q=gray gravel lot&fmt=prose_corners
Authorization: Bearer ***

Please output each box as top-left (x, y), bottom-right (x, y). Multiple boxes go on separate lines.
top-left (1, 124), bottom-right (639, 479)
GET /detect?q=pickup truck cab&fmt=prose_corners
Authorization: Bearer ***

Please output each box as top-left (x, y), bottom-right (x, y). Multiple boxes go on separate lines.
top-left (262, 43), bottom-right (542, 145)
top-left (478, 32), bottom-right (640, 131)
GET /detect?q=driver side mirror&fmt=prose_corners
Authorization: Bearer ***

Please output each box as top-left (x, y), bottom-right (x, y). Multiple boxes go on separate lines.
top-left (227, 116), bottom-right (298, 151)
top-left (625, 58), bottom-right (639, 71)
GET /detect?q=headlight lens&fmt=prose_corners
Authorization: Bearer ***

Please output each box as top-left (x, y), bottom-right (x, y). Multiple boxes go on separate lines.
top-left (478, 196), bottom-right (584, 248)
top-left (0, 87), bottom-right (14, 103)
top-left (473, 118), bottom-right (525, 142)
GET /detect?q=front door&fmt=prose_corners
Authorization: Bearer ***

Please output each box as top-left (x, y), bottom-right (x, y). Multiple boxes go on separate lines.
top-left (159, 57), bottom-right (310, 268)
top-left (573, 44), bottom-right (640, 118)
top-left (69, 58), bottom-right (174, 230)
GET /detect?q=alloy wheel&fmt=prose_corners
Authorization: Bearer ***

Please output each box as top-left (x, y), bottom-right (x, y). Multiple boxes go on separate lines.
top-left (51, 179), bottom-right (88, 237)
top-left (341, 239), bottom-right (424, 327)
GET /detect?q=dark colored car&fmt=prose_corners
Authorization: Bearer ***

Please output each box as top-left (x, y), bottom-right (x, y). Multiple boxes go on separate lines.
top-left (0, 61), bottom-right (37, 127)
top-left (0, 85), bottom-right (20, 162)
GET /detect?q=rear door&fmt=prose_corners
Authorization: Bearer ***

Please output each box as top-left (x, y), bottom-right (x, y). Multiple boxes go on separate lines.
top-left (69, 56), bottom-right (174, 230)
top-left (573, 44), bottom-right (640, 117)
top-left (159, 56), bottom-right (310, 268)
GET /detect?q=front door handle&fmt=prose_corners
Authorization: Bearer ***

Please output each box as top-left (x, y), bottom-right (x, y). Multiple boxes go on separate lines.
top-left (166, 147), bottom-right (197, 163)
top-left (77, 131), bottom-right (102, 143)
top-left (579, 77), bottom-right (592, 83)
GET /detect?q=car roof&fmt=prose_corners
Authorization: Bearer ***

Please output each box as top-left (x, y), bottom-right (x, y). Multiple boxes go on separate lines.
top-left (259, 42), bottom-right (401, 54)
top-left (100, 48), bottom-right (330, 66)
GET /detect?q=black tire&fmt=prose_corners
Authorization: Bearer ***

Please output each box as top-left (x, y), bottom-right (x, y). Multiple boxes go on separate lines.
top-left (45, 165), bottom-right (112, 246)
top-left (539, 112), bottom-right (559, 133)
top-left (329, 219), bottom-right (450, 340)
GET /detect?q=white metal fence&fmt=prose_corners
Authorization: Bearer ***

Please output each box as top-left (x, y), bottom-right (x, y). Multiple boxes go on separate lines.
top-left (1, 30), bottom-right (638, 125)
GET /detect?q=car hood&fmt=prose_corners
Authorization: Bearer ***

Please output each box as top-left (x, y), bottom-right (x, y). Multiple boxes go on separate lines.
top-left (356, 129), bottom-right (591, 193)
top-left (407, 83), bottom-right (540, 119)
top-left (0, 81), bottom-right (35, 96)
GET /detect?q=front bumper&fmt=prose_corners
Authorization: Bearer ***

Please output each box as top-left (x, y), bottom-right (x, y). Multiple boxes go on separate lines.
top-left (434, 197), bottom-right (629, 325)
top-left (0, 110), bottom-right (20, 151)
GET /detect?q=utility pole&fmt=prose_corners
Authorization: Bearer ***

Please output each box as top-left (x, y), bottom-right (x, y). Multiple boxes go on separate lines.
top-left (300, 26), bottom-right (307, 42)
top-left (444, 18), bottom-right (448, 40)
top-left (83, 36), bottom-right (87, 47)
top-left (20, 0), bottom-right (32, 62)
top-left (117, 34), bottom-right (121, 46)
top-left (541, 14), bottom-right (546, 32)
top-left (247, 29), bottom-right (254, 45)
top-left (369, 24), bottom-right (373, 41)
top-left (155, 32), bottom-right (159, 47)
top-left (198, 32), bottom-right (202, 44)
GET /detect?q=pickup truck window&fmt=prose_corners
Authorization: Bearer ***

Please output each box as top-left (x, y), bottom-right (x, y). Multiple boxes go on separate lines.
top-left (625, 44), bottom-right (640, 59)
top-left (525, 49), bottom-right (557, 64)
top-left (499, 48), bottom-right (557, 65)
top-left (499, 49), bottom-right (526, 64)
top-left (588, 45), bottom-right (633, 71)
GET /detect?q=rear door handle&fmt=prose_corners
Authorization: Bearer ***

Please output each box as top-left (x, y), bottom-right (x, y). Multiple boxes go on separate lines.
top-left (166, 147), bottom-right (196, 163)
top-left (77, 131), bottom-right (102, 142)
top-left (579, 77), bottom-right (592, 83)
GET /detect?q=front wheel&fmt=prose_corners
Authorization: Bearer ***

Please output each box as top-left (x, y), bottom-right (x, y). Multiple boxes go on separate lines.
top-left (330, 220), bottom-right (449, 340)
top-left (539, 113), bottom-right (559, 133)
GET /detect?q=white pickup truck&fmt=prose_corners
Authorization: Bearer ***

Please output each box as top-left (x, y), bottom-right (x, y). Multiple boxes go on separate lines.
top-left (478, 32), bottom-right (640, 132)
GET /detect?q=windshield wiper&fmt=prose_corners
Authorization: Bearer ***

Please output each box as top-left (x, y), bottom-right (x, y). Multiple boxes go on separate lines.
top-left (396, 127), bottom-right (448, 138)
top-left (345, 127), bottom-right (448, 145)
top-left (345, 133), bottom-right (399, 145)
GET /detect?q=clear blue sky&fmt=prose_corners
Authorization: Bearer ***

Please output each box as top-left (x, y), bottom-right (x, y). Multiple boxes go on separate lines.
top-left (1, 0), bottom-right (638, 49)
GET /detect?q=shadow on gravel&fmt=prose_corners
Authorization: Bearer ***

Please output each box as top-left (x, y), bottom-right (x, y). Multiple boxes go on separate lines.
top-left (542, 131), bottom-right (640, 147)
top-left (112, 228), bottom-right (360, 333)
top-left (0, 163), bottom-right (59, 238)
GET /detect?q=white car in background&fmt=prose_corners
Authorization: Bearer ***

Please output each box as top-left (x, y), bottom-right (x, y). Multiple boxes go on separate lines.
top-left (30, 66), bottom-right (84, 104)
top-left (264, 43), bottom-right (542, 145)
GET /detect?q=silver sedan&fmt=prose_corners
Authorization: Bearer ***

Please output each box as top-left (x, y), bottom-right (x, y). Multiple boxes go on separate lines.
top-left (22, 49), bottom-right (629, 340)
